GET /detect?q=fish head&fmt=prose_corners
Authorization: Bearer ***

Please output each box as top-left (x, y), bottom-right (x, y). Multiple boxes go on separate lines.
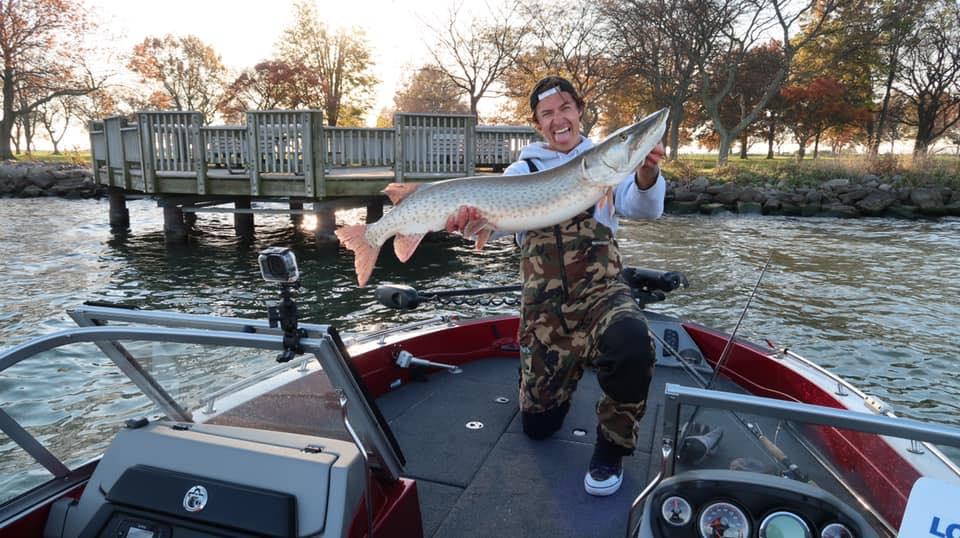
top-left (579, 108), bottom-right (669, 185)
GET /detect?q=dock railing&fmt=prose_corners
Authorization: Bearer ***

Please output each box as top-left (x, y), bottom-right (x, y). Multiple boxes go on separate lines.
top-left (89, 109), bottom-right (538, 199)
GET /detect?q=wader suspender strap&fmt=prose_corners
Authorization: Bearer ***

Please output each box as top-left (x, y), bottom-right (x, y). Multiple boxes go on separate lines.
top-left (523, 158), bottom-right (539, 173)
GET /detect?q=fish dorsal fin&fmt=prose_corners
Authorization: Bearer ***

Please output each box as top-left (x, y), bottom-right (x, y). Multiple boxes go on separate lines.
top-left (383, 183), bottom-right (419, 205)
top-left (393, 232), bottom-right (426, 263)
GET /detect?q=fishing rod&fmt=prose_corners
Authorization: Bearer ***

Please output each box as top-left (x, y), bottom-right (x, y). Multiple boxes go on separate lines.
top-left (674, 255), bottom-right (773, 467)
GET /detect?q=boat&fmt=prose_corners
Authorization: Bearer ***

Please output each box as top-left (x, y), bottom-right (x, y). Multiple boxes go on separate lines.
top-left (1, 248), bottom-right (958, 537)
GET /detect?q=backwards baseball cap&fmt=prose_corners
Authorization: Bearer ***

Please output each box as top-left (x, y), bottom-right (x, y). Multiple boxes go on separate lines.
top-left (529, 76), bottom-right (584, 113)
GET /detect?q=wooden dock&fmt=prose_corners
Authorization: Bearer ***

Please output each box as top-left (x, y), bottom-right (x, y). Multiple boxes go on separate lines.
top-left (89, 110), bottom-right (538, 242)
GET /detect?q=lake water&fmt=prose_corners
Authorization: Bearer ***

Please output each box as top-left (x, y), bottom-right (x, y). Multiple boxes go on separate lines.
top-left (1, 197), bottom-right (958, 498)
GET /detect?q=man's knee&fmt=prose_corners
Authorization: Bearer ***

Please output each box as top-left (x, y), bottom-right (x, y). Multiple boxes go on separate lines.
top-left (522, 400), bottom-right (571, 440)
top-left (595, 317), bottom-right (655, 404)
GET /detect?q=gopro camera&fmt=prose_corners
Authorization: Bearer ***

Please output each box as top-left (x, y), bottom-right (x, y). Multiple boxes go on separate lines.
top-left (258, 247), bottom-right (300, 284)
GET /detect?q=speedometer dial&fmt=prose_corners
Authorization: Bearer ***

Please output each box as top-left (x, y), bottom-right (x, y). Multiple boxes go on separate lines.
top-left (698, 501), bottom-right (750, 538)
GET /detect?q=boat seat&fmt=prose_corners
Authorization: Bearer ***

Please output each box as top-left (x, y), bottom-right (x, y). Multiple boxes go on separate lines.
top-left (46, 420), bottom-right (365, 538)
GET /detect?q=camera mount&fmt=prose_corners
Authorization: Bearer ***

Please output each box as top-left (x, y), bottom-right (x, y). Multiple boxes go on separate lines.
top-left (259, 247), bottom-right (307, 363)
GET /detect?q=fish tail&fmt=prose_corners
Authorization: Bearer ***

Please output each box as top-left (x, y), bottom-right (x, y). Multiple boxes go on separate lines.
top-left (335, 224), bottom-right (380, 287)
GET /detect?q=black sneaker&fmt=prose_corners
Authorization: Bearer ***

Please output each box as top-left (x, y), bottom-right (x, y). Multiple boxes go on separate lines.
top-left (584, 432), bottom-right (625, 496)
top-left (584, 454), bottom-right (623, 496)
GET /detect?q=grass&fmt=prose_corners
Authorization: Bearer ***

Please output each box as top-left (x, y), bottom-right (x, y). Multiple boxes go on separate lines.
top-left (662, 153), bottom-right (960, 189)
top-left (6, 150), bottom-right (91, 166)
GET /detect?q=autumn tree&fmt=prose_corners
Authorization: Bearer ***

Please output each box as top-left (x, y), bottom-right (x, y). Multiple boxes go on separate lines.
top-left (0, 0), bottom-right (103, 159)
top-left (781, 77), bottom-right (870, 160)
top-left (895, 0), bottom-right (960, 156)
top-left (36, 96), bottom-right (72, 153)
top-left (426, 3), bottom-right (526, 118)
top-left (498, 0), bottom-right (615, 134)
top-left (219, 60), bottom-right (304, 123)
top-left (127, 34), bottom-right (228, 122)
top-left (393, 65), bottom-right (469, 114)
top-left (277, 1), bottom-right (377, 126)
top-left (691, 0), bottom-right (843, 164)
top-left (600, 0), bottom-right (706, 159)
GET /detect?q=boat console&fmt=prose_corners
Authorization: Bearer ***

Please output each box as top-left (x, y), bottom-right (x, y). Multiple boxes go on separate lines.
top-left (46, 421), bottom-right (365, 537)
top-left (635, 470), bottom-right (873, 538)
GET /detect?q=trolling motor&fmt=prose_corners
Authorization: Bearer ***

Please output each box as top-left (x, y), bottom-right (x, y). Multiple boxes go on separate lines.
top-left (259, 247), bottom-right (307, 363)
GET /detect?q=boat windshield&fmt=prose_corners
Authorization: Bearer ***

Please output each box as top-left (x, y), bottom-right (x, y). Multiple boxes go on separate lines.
top-left (0, 307), bottom-right (403, 506)
top-left (644, 383), bottom-right (960, 537)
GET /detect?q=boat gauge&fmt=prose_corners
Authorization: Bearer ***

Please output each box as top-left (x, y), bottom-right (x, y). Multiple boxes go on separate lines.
top-left (660, 495), bottom-right (692, 526)
top-left (820, 522), bottom-right (854, 538)
top-left (698, 501), bottom-right (749, 538)
top-left (759, 511), bottom-right (811, 538)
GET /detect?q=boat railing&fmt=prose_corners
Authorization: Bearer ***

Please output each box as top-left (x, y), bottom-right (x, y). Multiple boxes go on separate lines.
top-left (625, 383), bottom-right (960, 537)
top-left (0, 320), bottom-right (405, 494)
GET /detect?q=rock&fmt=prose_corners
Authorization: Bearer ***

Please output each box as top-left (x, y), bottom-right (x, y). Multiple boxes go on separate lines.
top-left (878, 183), bottom-right (893, 192)
top-left (910, 188), bottom-right (945, 215)
top-left (737, 201), bottom-right (763, 215)
top-left (801, 204), bottom-right (821, 217)
top-left (706, 183), bottom-right (733, 195)
top-left (863, 174), bottom-right (881, 183)
top-left (715, 189), bottom-right (741, 205)
top-left (839, 187), bottom-right (871, 205)
top-left (26, 168), bottom-right (56, 189)
top-left (21, 185), bottom-right (44, 197)
top-left (780, 203), bottom-right (802, 216)
top-left (944, 202), bottom-right (960, 217)
top-left (673, 191), bottom-right (699, 202)
top-left (689, 177), bottom-right (711, 192)
top-left (739, 188), bottom-right (764, 203)
top-left (665, 201), bottom-right (701, 214)
top-left (805, 190), bottom-right (823, 205)
top-left (886, 205), bottom-right (918, 219)
top-left (856, 191), bottom-right (897, 216)
top-left (818, 204), bottom-right (860, 218)
top-left (822, 178), bottom-right (851, 189)
top-left (762, 198), bottom-right (781, 213)
top-left (700, 203), bottom-right (729, 215)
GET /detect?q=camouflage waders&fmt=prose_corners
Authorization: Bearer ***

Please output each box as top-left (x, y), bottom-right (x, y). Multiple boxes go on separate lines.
top-left (518, 210), bottom-right (655, 451)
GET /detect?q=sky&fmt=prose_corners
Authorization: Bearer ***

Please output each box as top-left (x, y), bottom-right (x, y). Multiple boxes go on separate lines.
top-left (49, 0), bottom-right (492, 150)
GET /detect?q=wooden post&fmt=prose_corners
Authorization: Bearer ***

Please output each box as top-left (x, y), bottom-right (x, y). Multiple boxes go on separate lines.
top-left (235, 197), bottom-right (254, 237)
top-left (366, 198), bottom-right (383, 223)
top-left (163, 204), bottom-right (188, 243)
top-left (393, 113), bottom-right (404, 183)
top-left (137, 113), bottom-right (157, 194)
top-left (290, 199), bottom-right (303, 225)
top-left (89, 121), bottom-right (103, 185)
top-left (192, 112), bottom-right (208, 195)
top-left (302, 110), bottom-right (325, 198)
top-left (108, 188), bottom-right (129, 228)
top-left (465, 115), bottom-right (476, 177)
top-left (246, 112), bottom-right (261, 196)
top-left (313, 202), bottom-right (337, 247)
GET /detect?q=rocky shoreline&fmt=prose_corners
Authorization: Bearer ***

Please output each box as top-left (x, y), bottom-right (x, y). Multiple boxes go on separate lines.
top-left (0, 162), bottom-right (104, 199)
top-left (666, 175), bottom-right (959, 218)
top-left (3, 162), bottom-right (958, 219)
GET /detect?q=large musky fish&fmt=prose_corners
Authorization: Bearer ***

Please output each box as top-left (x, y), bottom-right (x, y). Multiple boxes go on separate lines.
top-left (336, 107), bottom-right (669, 287)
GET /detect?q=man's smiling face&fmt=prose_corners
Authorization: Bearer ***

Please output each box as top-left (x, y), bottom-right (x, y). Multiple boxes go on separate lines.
top-left (533, 90), bottom-right (583, 153)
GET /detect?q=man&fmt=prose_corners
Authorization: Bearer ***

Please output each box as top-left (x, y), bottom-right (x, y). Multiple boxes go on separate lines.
top-left (447, 76), bottom-right (665, 496)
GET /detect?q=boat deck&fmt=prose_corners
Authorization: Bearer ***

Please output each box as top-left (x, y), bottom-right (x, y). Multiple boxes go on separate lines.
top-left (377, 358), bottom-right (736, 537)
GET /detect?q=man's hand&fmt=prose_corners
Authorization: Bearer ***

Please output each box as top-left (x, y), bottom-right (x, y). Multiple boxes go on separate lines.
top-left (445, 206), bottom-right (483, 233)
top-left (634, 141), bottom-right (665, 190)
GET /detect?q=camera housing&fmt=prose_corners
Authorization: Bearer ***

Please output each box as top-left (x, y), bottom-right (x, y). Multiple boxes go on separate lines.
top-left (258, 247), bottom-right (300, 284)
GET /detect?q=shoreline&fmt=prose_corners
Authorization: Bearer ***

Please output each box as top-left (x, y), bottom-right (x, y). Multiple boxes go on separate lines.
top-left (3, 161), bottom-right (958, 219)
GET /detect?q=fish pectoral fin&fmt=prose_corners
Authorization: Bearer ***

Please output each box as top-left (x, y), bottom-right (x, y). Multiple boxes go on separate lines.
top-left (597, 187), bottom-right (615, 216)
top-left (383, 183), bottom-right (419, 205)
top-left (461, 217), bottom-right (490, 239)
top-left (393, 232), bottom-right (426, 263)
top-left (473, 228), bottom-right (493, 251)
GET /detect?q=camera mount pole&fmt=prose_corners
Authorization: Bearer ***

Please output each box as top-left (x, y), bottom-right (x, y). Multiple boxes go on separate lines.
top-left (269, 282), bottom-right (307, 363)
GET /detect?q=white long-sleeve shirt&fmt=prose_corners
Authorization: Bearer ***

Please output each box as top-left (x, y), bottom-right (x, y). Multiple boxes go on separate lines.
top-left (502, 135), bottom-right (665, 244)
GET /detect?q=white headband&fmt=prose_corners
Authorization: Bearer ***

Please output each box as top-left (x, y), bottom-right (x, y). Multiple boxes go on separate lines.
top-left (537, 86), bottom-right (561, 101)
